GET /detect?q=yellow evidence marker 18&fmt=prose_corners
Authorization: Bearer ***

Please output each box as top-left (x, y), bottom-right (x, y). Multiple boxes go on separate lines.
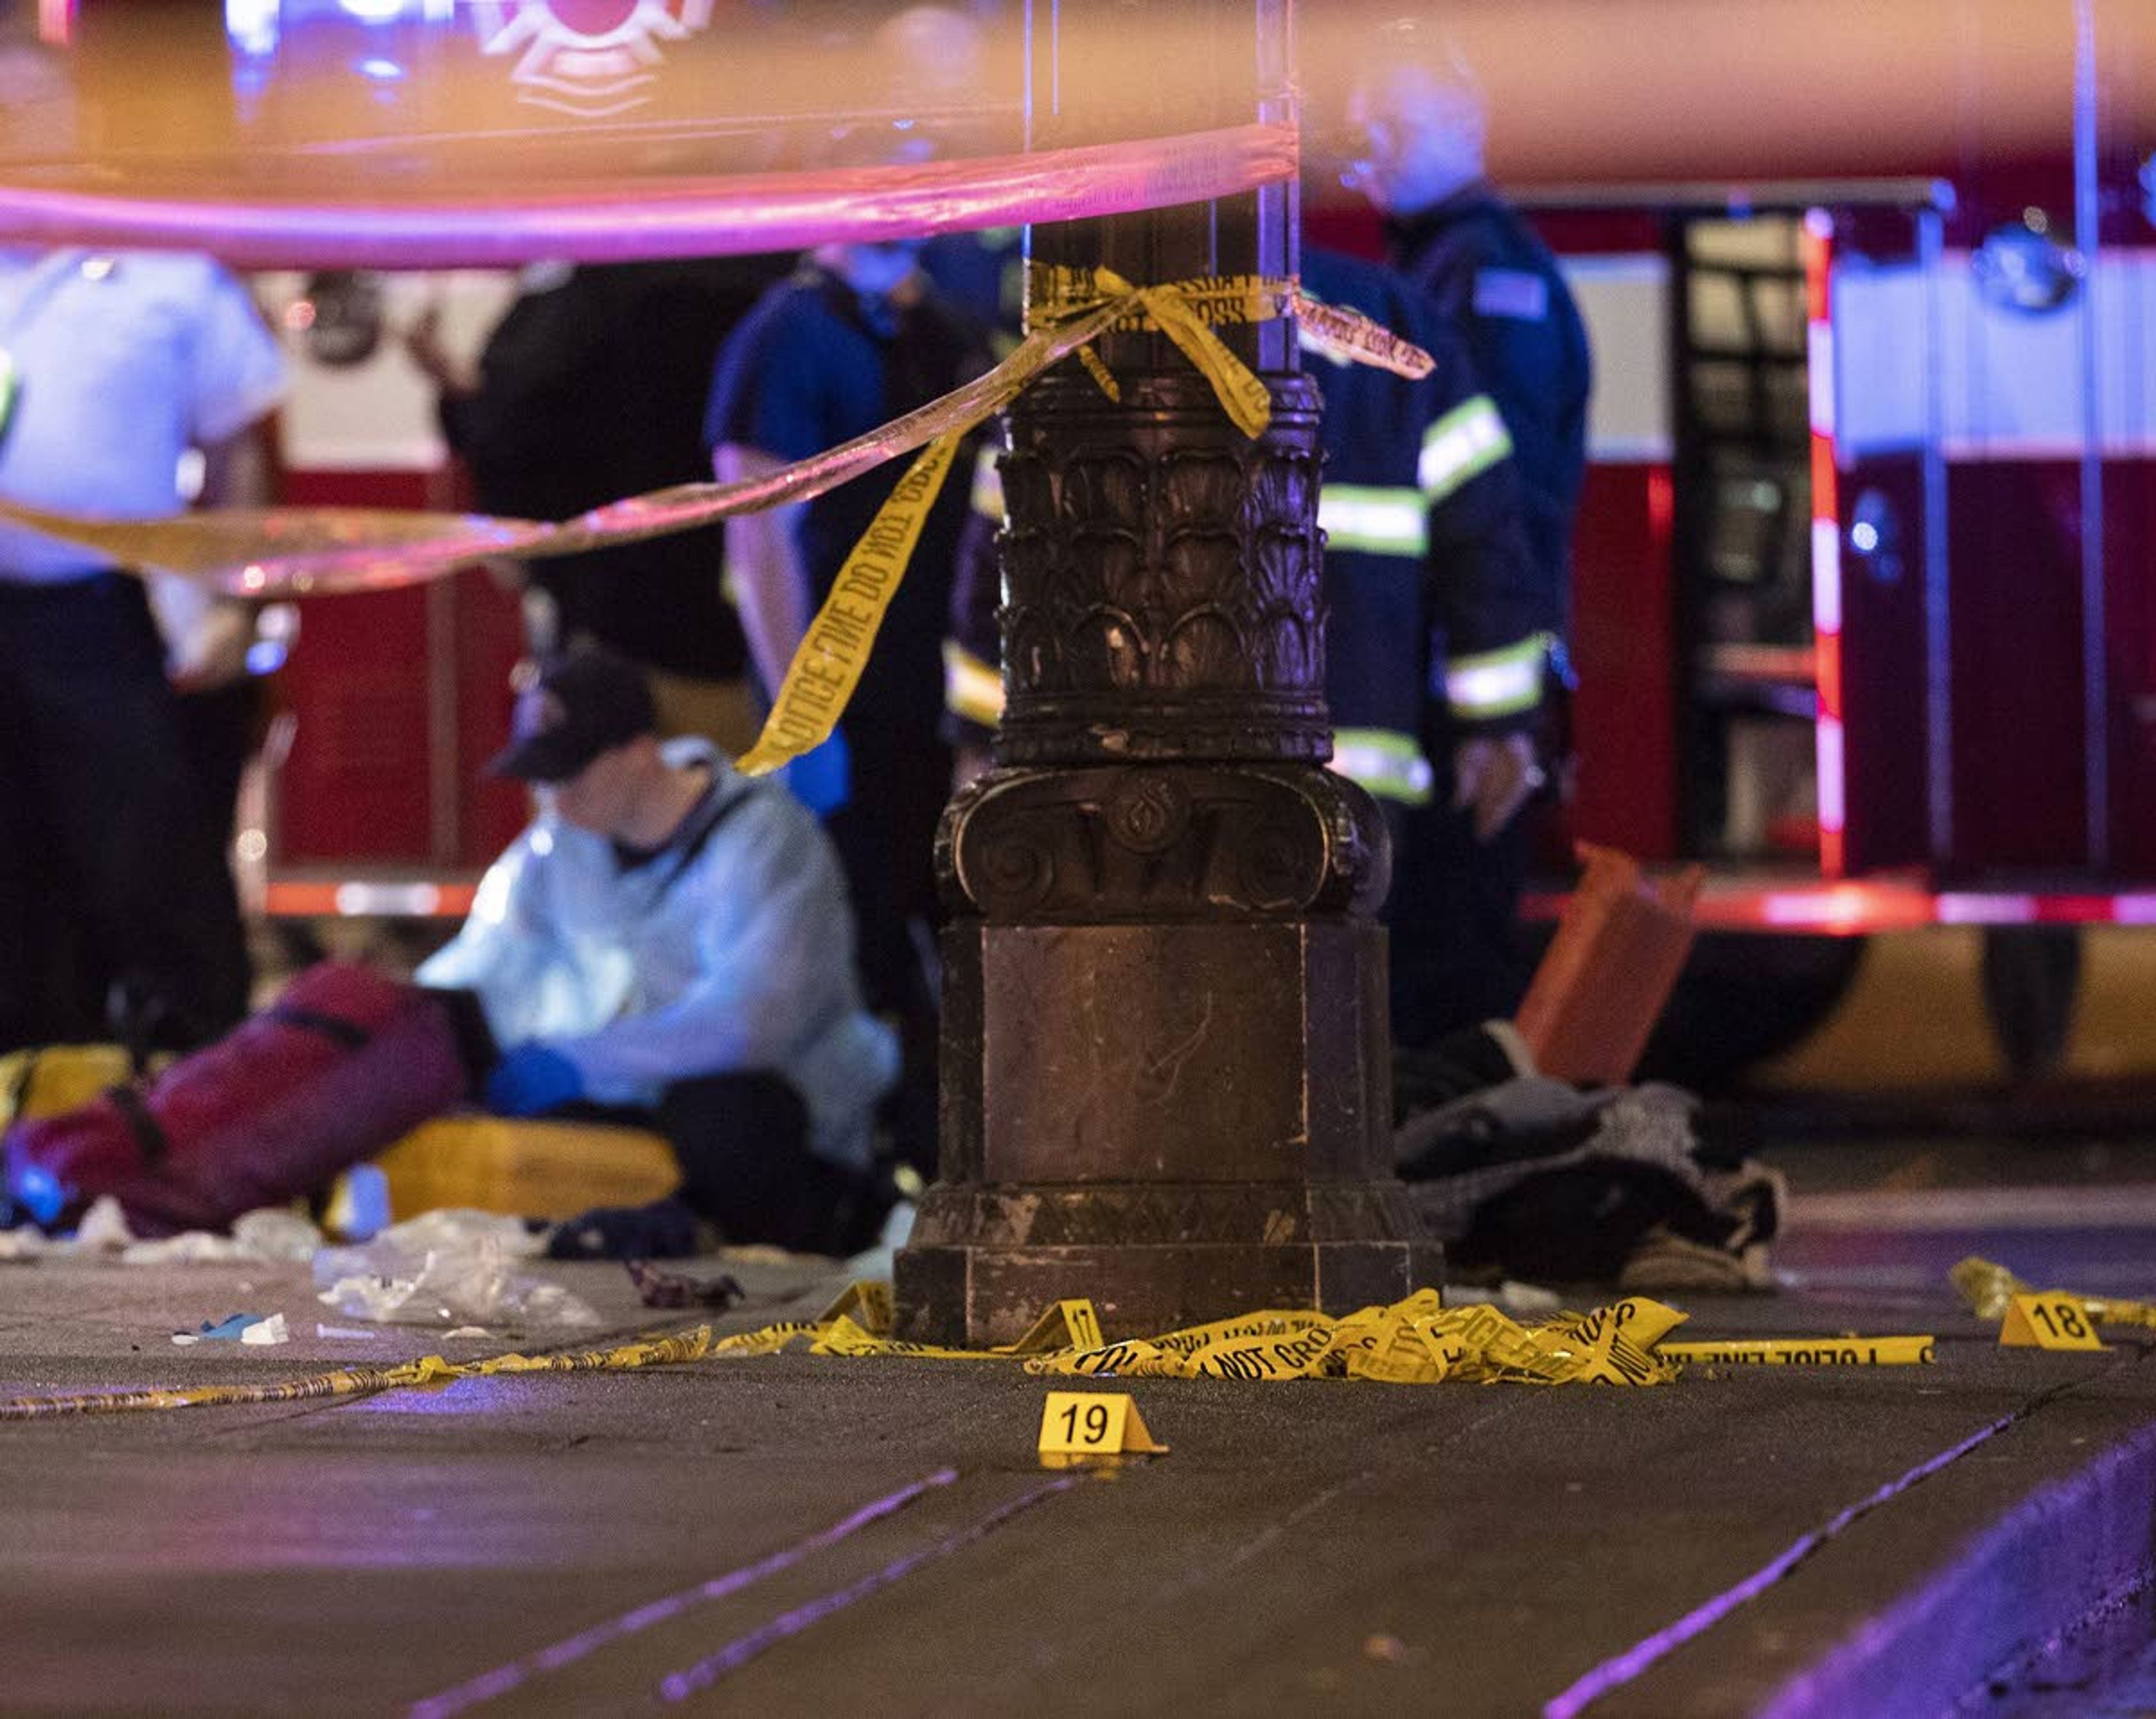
top-left (1999, 1292), bottom-right (2108, 1351)
top-left (1038, 1392), bottom-right (1169, 1469)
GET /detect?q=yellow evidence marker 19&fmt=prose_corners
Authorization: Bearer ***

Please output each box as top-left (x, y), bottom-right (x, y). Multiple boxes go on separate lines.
top-left (1998, 1292), bottom-right (2108, 1351)
top-left (1038, 1392), bottom-right (1169, 1469)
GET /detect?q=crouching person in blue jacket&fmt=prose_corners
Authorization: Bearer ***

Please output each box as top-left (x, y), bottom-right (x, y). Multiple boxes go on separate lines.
top-left (418, 644), bottom-right (900, 1259)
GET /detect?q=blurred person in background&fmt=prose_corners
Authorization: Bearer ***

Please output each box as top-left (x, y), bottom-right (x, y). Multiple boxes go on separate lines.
top-left (0, 241), bottom-right (286, 1055)
top-left (407, 255), bottom-right (794, 757)
top-left (1301, 245), bottom-right (1554, 1043)
top-left (947, 245), bottom-right (1554, 1044)
top-left (706, 234), bottom-right (990, 1181)
top-left (1345, 21), bottom-right (1591, 674)
top-left (418, 644), bottom-right (898, 1257)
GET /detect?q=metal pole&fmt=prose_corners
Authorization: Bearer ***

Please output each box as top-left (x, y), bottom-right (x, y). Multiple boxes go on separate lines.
top-left (2073, 0), bottom-right (2108, 870)
top-left (1919, 203), bottom-right (1953, 867)
top-left (896, 0), bottom-right (1439, 1346)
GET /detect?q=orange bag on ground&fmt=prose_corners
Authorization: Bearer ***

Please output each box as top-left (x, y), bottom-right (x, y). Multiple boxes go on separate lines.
top-left (1513, 845), bottom-right (1703, 1086)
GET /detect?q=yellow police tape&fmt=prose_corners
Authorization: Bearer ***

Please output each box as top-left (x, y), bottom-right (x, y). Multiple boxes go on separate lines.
top-left (0, 1282), bottom-right (1940, 1421)
top-left (0, 1327), bottom-right (714, 1421)
top-left (1952, 1255), bottom-right (2156, 1333)
top-left (733, 267), bottom-right (1424, 776)
top-left (695, 1287), bottom-right (1934, 1384)
top-left (1658, 1337), bottom-right (1937, 1367)
top-left (0, 269), bottom-right (1428, 783)
top-left (1020, 1292), bottom-right (1688, 1386)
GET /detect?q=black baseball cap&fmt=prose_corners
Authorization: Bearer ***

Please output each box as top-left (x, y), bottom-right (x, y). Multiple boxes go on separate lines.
top-left (486, 646), bottom-right (658, 783)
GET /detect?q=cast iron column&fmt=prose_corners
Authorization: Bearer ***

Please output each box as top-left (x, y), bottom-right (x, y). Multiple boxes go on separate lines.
top-left (896, 0), bottom-right (1441, 1345)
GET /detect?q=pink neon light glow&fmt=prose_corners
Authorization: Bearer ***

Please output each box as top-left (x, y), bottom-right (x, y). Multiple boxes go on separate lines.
top-left (0, 124), bottom-right (1297, 269)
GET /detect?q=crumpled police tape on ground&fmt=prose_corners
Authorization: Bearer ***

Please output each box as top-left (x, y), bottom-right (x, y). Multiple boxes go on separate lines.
top-left (1012, 1292), bottom-right (1684, 1385)
top-left (0, 268), bottom-right (1431, 788)
top-left (0, 1279), bottom-right (1939, 1420)
top-left (701, 1283), bottom-right (1932, 1384)
top-left (1953, 1255), bottom-right (2156, 1332)
top-left (684, 1288), bottom-right (1685, 1384)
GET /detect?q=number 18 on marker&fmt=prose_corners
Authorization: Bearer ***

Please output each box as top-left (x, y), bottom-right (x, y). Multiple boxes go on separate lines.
top-left (1999, 1292), bottom-right (2107, 1351)
top-left (1037, 1392), bottom-right (1169, 1467)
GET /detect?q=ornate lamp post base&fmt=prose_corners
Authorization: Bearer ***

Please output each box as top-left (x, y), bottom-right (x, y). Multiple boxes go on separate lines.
top-left (897, 758), bottom-right (1444, 1348)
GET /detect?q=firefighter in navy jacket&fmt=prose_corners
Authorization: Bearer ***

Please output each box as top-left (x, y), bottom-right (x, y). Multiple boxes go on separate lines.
top-left (1345, 27), bottom-right (1592, 650)
top-left (946, 248), bottom-right (1550, 1045)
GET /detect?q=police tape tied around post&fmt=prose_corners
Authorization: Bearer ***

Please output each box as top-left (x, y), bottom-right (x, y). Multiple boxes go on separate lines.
top-left (0, 1282), bottom-right (1939, 1421)
top-left (0, 268), bottom-right (1433, 780)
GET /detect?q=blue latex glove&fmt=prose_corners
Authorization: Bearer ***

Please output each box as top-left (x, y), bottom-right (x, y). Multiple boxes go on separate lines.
top-left (485, 1043), bottom-right (584, 1118)
top-left (9, 1160), bottom-right (66, 1227)
top-left (776, 728), bottom-right (850, 817)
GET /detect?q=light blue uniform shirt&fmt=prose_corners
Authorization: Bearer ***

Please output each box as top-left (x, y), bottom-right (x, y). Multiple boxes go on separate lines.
top-left (0, 248), bottom-right (286, 583)
top-left (418, 739), bottom-right (900, 1171)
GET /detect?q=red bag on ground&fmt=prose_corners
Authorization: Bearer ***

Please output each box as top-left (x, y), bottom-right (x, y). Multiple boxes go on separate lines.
top-left (3, 963), bottom-right (469, 1235)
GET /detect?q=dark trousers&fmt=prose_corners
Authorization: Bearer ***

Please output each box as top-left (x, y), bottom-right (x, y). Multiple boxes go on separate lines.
top-left (568, 1071), bottom-right (871, 1256)
top-left (825, 711), bottom-right (948, 1020)
top-left (173, 678), bottom-right (262, 849)
top-left (1385, 768), bottom-right (1536, 1050)
top-left (825, 711), bottom-right (948, 1177)
top-left (0, 575), bottom-right (250, 1053)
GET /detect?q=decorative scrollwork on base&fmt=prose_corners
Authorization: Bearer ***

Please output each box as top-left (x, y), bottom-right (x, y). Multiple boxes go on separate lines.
top-left (939, 762), bottom-right (1390, 922)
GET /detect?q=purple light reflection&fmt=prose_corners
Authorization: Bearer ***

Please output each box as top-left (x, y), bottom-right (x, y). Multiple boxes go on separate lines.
top-left (1541, 1410), bottom-right (2035, 1718)
top-left (406, 1467), bottom-right (960, 1718)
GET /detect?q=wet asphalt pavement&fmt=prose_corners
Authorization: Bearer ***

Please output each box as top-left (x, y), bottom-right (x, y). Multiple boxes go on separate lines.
top-left (2, 1167), bottom-right (2154, 1718)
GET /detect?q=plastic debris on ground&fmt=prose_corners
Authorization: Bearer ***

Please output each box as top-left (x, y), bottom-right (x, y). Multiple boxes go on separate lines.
top-left (123, 1209), bottom-right (323, 1265)
top-left (842, 1198), bottom-right (916, 1282)
top-left (76, 1196), bottom-right (135, 1254)
top-left (313, 1208), bottom-right (601, 1329)
top-left (0, 1200), bottom-right (323, 1264)
top-left (172, 1312), bottom-right (288, 1346)
top-left (0, 1196), bottom-right (132, 1258)
top-left (625, 1259), bottom-right (745, 1310)
top-left (1440, 1280), bottom-right (1565, 1317)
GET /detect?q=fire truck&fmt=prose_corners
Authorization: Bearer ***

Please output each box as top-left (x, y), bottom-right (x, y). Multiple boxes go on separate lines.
top-left (1520, 161), bottom-right (2156, 1086)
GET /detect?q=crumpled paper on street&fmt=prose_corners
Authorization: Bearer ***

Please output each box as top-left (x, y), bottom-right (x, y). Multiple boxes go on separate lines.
top-left (313, 1209), bottom-right (600, 1328)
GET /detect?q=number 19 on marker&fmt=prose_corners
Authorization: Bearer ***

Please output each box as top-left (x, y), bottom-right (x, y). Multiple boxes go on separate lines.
top-left (1037, 1391), bottom-right (1168, 1467)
